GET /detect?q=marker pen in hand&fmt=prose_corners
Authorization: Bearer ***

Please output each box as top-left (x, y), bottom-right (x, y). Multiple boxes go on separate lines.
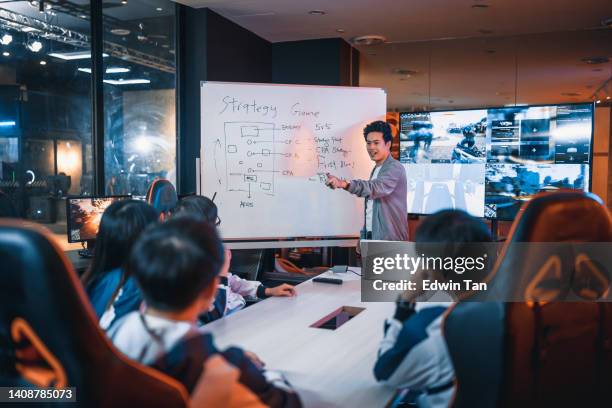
top-left (325, 173), bottom-right (334, 189)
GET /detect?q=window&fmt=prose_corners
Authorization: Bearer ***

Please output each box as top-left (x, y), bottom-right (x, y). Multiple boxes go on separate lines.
top-left (102, 0), bottom-right (176, 196)
top-left (0, 1), bottom-right (92, 226)
top-left (0, 0), bottom-right (178, 232)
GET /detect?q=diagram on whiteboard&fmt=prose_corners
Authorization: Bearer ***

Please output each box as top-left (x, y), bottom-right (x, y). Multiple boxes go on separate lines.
top-left (215, 120), bottom-right (358, 199)
top-left (224, 122), bottom-right (277, 198)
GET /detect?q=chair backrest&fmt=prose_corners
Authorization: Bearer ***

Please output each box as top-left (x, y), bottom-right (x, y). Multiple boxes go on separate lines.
top-left (444, 191), bottom-right (612, 408)
top-left (443, 302), bottom-right (505, 408)
top-left (0, 220), bottom-right (188, 407)
top-left (485, 191), bottom-right (612, 301)
top-left (146, 179), bottom-right (178, 215)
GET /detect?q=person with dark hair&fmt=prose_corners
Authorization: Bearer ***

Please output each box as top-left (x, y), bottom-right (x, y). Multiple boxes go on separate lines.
top-left (174, 195), bottom-right (296, 321)
top-left (326, 120), bottom-right (408, 243)
top-left (108, 218), bottom-right (301, 407)
top-left (373, 210), bottom-right (492, 408)
top-left (82, 199), bottom-right (158, 330)
top-left (174, 195), bottom-right (220, 226)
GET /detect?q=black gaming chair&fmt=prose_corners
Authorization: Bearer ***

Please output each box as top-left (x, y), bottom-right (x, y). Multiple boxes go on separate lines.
top-left (444, 191), bottom-right (612, 408)
top-left (0, 220), bottom-right (188, 407)
top-left (146, 179), bottom-right (178, 218)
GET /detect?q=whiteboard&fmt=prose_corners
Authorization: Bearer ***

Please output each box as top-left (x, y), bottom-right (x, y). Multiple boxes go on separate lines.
top-left (200, 82), bottom-right (386, 240)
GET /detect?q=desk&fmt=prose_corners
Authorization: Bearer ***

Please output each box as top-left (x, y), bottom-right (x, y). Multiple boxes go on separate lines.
top-left (204, 269), bottom-right (396, 408)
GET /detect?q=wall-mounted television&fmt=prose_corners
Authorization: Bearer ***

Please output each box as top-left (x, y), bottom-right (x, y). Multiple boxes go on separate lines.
top-left (399, 103), bottom-right (593, 220)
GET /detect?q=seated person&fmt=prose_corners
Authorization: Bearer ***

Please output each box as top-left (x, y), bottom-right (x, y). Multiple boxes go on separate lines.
top-left (174, 195), bottom-right (296, 321)
top-left (373, 209), bottom-right (492, 408)
top-left (81, 200), bottom-right (158, 330)
top-left (108, 218), bottom-right (301, 407)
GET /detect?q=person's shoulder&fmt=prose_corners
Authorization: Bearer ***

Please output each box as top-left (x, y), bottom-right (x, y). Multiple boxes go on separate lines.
top-left (106, 310), bottom-right (141, 341)
top-left (120, 273), bottom-right (142, 295)
top-left (87, 268), bottom-right (122, 298)
top-left (383, 156), bottom-right (405, 173)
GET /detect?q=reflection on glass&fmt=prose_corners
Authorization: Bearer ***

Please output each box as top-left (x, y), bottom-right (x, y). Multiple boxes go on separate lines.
top-left (0, 1), bottom-right (92, 229)
top-left (102, 0), bottom-right (176, 197)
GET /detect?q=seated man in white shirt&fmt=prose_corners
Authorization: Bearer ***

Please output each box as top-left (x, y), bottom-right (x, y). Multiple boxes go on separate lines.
top-left (108, 218), bottom-right (301, 407)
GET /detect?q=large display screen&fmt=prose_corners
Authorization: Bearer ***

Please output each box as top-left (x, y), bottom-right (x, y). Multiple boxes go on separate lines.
top-left (399, 103), bottom-right (593, 219)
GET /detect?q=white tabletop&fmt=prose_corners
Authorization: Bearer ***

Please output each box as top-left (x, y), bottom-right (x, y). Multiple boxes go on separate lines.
top-left (203, 268), bottom-right (396, 408)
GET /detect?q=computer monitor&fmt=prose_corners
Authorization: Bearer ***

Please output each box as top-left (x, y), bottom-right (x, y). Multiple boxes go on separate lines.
top-left (66, 195), bottom-right (130, 243)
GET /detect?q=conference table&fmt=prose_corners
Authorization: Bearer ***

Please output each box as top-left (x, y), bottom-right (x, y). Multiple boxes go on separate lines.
top-left (203, 269), bottom-right (397, 408)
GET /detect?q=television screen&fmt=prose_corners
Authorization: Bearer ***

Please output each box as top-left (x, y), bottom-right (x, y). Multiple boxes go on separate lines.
top-left (400, 103), bottom-right (593, 220)
top-left (66, 196), bottom-right (130, 243)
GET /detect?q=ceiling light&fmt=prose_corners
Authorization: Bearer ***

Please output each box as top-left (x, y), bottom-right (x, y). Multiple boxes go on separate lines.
top-left (336, 28), bottom-right (345, 33)
top-left (156, 7), bottom-right (163, 12)
top-left (0, 34), bottom-right (12, 45)
top-left (121, 0), bottom-right (127, 4)
top-left (607, 96), bottom-right (611, 100)
top-left (27, 39), bottom-right (43, 52)
top-left (351, 35), bottom-right (387, 46)
top-left (110, 28), bottom-right (131, 36)
top-left (2, 51), bottom-right (9, 57)
top-left (78, 67), bottom-right (130, 74)
top-left (106, 67), bottom-right (130, 73)
top-left (392, 68), bottom-right (417, 77)
top-left (49, 51), bottom-right (108, 60)
top-left (103, 78), bottom-right (150, 85)
top-left (79, 14), bottom-right (87, 19)
top-left (596, 100), bottom-right (601, 104)
top-left (39, 60), bottom-right (46, 65)
top-left (308, 10), bottom-right (326, 15)
top-left (581, 56), bottom-right (610, 65)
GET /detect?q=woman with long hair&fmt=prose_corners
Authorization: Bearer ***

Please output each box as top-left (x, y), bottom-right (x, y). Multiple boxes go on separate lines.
top-left (81, 199), bottom-right (158, 330)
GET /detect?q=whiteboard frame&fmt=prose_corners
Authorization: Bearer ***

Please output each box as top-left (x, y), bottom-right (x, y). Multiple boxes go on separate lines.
top-left (200, 81), bottom-right (386, 247)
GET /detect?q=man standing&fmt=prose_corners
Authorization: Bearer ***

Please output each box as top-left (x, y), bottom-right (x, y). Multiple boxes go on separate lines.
top-left (327, 120), bottom-right (408, 241)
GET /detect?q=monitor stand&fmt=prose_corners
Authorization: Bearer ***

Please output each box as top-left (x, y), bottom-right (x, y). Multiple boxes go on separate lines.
top-left (78, 239), bottom-right (96, 258)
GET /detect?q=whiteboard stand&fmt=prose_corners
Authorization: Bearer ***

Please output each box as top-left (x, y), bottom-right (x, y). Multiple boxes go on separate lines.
top-left (195, 157), bottom-right (201, 195)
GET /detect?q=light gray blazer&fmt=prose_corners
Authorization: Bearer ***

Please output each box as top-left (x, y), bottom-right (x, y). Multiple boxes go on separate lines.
top-left (347, 155), bottom-right (409, 241)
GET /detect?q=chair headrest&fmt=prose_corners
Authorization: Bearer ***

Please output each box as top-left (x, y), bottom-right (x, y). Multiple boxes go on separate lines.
top-left (0, 220), bottom-right (112, 381)
top-left (0, 220), bottom-right (189, 405)
top-left (487, 191), bottom-right (612, 301)
top-left (146, 179), bottom-right (178, 213)
top-left (507, 190), bottom-right (612, 243)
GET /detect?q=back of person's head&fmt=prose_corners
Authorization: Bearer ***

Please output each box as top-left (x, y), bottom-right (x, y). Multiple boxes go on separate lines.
top-left (415, 209), bottom-right (492, 280)
top-left (127, 218), bottom-right (224, 312)
top-left (416, 209), bottom-right (491, 244)
top-left (173, 195), bottom-right (218, 226)
top-left (363, 120), bottom-right (393, 144)
top-left (82, 200), bottom-right (159, 288)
